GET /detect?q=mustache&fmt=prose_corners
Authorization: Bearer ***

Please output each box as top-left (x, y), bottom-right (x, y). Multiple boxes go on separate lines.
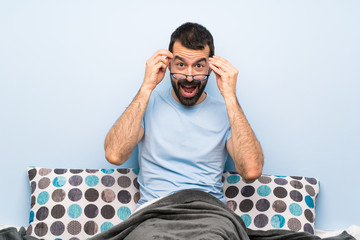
top-left (177, 80), bottom-right (201, 87)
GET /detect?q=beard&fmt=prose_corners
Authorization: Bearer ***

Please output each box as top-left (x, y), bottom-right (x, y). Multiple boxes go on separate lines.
top-left (171, 77), bottom-right (208, 106)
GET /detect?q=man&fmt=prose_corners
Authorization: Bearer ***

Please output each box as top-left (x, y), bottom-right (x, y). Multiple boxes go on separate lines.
top-left (104, 22), bottom-right (264, 210)
top-left (94, 23), bottom-right (355, 240)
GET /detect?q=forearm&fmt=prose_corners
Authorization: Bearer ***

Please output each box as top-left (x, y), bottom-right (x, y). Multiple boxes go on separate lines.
top-left (209, 56), bottom-right (263, 178)
top-left (104, 49), bottom-right (172, 165)
top-left (225, 95), bottom-right (264, 179)
top-left (104, 87), bottom-right (151, 165)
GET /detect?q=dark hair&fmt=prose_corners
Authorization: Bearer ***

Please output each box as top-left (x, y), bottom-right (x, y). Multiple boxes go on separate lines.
top-left (169, 22), bottom-right (214, 57)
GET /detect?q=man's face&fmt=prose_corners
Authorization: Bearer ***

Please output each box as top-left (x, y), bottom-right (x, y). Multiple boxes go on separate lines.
top-left (170, 41), bottom-right (211, 106)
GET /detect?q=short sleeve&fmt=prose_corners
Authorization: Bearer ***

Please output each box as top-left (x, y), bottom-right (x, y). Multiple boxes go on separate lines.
top-left (223, 126), bottom-right (232, 146)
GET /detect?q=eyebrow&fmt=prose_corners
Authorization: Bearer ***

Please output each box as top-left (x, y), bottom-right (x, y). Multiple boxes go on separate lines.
top-left (173, 56), bottom-right (207, 64)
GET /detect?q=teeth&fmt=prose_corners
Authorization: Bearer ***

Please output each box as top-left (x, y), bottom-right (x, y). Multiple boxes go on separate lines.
top-left (182, 86), bottom-right (195, 93)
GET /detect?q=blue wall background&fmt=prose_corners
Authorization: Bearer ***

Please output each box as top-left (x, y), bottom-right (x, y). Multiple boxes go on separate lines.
top-left (1, 0), bottom-right (359, 230)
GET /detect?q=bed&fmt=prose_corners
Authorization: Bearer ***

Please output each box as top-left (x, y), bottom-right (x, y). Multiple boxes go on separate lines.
top-left (0, 167), bottom-right (358, 239)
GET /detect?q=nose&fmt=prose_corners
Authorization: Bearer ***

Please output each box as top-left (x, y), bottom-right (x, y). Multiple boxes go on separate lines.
top-left (186, 65), bottom-right (194, 74)
top-left (186, 75), bottom-right (194, 82)
top-left (186, 67), bottom-right (194, 81)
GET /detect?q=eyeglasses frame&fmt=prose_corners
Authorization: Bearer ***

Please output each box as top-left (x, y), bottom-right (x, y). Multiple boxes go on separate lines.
top-left (169, 63), bottom-right (211, 82)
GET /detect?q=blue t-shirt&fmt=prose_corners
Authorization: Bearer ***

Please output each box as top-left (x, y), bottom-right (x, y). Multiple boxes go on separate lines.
top-left (137, 87), bottom-right (231, 207)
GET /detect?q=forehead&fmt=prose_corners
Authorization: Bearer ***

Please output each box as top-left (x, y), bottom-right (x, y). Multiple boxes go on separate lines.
top-left (172, 41), bottom-right (210, 63)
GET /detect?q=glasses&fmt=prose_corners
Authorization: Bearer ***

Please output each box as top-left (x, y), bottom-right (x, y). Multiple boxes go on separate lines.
top-left (170, 73), bottom-right (210, 82)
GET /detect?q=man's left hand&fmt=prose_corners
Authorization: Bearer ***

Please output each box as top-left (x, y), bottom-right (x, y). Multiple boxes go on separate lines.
top-left (209, 56), bottom-right (238, 99)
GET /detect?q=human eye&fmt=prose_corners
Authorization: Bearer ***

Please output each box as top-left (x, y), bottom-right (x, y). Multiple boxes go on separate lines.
top-left (176, 62), bottom-right (184, 67)
top-left (173, 62), bottom-right (187, 72)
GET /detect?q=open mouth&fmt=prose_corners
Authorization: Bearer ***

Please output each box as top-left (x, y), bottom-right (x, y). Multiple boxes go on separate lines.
top-left (180, 85), bottom-right (198, 98)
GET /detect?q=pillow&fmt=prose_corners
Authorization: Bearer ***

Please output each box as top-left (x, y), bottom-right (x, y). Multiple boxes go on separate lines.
top-left (27, 167), bottom-right (139, 239)
top-left (223, 172), bottom-right (319, 234)
top-left (27, 168), bottom-right (319, 239)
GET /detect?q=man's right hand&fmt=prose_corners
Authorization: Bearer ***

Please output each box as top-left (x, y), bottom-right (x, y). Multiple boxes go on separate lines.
top-left (105, 50), bottom-right (173, 165)
top-left (142, 50), bottom-right (173, 92)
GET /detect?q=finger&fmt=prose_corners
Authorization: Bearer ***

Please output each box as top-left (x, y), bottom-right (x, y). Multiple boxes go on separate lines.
top-left (151, 49), bottom-right (173, 61)
top-left (210, 56), bottom-right (237, 70)
top-left (209, 58), bottom-right (238, 76)
top-left (211, 56), bottom-right (231, 64)
top-left (209, 63), bottom-right (224, 77)
top-left (155, 61), bottom-right (167, 72)
top-left (209, 57), bottom-right (234, 73)
top-left (153, 56), bottom-right (169, 66)
top-left (209, 61), bottom-right (232, 76)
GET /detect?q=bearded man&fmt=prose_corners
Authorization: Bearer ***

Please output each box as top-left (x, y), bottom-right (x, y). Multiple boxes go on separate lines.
top-left (102, 22), bottom-right (265, 239)
top-left (105, 22), bottom-right (263, 209)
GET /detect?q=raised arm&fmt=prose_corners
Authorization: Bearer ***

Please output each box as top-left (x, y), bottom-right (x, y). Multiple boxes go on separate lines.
top-left (104, 50), bottom-right (173, 165)
top-left (209, 56), bottom-right (264, 180)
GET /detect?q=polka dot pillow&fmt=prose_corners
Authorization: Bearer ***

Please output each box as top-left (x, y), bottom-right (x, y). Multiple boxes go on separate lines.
top-left (223, 172), bottom-right (319, 234)
top-left (27, 167), bottom-right (140, 240)
top-left (27, 168), bottom-right (319, 239)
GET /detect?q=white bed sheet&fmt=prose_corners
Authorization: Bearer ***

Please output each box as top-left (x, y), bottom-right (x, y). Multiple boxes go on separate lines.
top-left (1, 224), bottom-right (359, 239)
top-left (316, 225), bottom-right (360, 239)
